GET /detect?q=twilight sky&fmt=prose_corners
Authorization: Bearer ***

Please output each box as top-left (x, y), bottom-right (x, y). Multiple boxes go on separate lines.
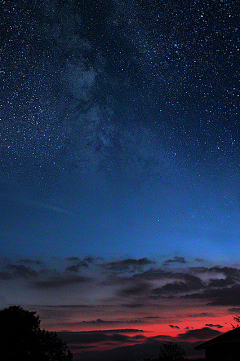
top-left (1, 0), bottom-right (240, 359)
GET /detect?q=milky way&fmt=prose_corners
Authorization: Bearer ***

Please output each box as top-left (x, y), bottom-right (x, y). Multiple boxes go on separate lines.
top-left (2, 1), bottom-right (240, 359)
top-left (2, 0), bottom-right (239, 185)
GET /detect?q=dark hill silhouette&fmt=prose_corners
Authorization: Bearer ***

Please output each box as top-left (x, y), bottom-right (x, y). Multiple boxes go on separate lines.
top-left (0, 305), bottom-right (73, 361)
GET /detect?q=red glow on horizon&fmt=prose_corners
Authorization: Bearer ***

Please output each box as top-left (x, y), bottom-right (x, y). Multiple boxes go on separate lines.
top-left (49, 312), bottom-right (236, 355)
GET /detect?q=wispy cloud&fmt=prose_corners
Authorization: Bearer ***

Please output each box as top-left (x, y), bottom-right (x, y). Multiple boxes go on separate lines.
top-left (6, 264), bottom-right (37, 279)
top-left (58, 329), bottom-right (145, 345)
top-left (117, 282), bottom-right (151, 297)
top-left (18, 259), bottom-right (43, 265)
top-left (24, 199), bottom-right (78, 217)
top-left (163, 256), bottom-right (187, 266)
top-left (205, 324), bottom-right (223, 328)
top-left (65, 256), bottom-right (98, 273)
top-left (178, 327), bottom-right (222, 340)
top-left (101, 258), bottom-right (155, 272)
top-left (169, 325), bottom-right (180, 329)
top-left (185, 284), bottom-right (240, 306)
top-left (32, 275), bottom-right (91, 289)
top-left (152, 274), bottom-right (204, 295)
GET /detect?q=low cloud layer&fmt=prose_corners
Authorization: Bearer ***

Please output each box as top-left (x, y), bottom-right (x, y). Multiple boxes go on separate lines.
top-left (2, 256), bottom-right (240, 304)
top-left (163, 257), bottom-right (187, 266)
top-left (178, 327), bottom-right (222, 340)
top-left (101, 258), bottom-right (155, 272)
top-left (58, 328), bottom-right (212, 360)
top-left (1, 255), bottom-right (239, 359)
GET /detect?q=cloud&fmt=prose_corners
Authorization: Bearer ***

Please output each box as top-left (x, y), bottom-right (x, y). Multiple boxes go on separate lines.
top-left (19, 199), bottom-right (78, 217)
top-left (121, 303), bottom-right (144, 309)
top-left (205, 324), bottom-right (223, 328)
top-left (208, 277), bottom-right (234, 287)
top-left (185, 284), bottom-right (240, 306)
top-left (71, 334), bottom-right (200, 361)
top-left (228, 307), bottom-right (240, 313)
top-left (178, 327), bottom-right (222, 340)
top-left (39, 304), bottom-right (95, 309)
top-left (131, 267), bottom-right (172, 282)
top-left (68, 318), bottom-right (154, 327)
top-left (211, 267), bottom-right (240, 279)
top-left (65, 256), bottom-right (98, 272)
top-left (191, 266), bottom-right (240, 280)
top-left (186, 312), bottom-right (211, 318)
top-left (58, 329), bottom-right (144, 345)
top-left (101, 258), bottom-right (155, 272)
top-left (0, 258), bottom-right (96, 291)
top-left (117, 282), bottom-right (151, 297)
top-left (163, 257), bottom-right (187, 266)
top-left (152, 274), bottom-right (204, 295)
top-left (65, 261), bottom-right (89, 272)
top-left (75, 319), bottom-right (118, 326)
top-left (0, 272), bottom-right (11, 280)
top-left (6, 264), bottom-right (37, 278)
top-left (169, 325), bottom-right (180, 329)
top-left (32, 275), bottom-right (91, 289)
top-left (18, 259), bottom-right (43, 265)
top-left (84, 256), bottom-right (99, 264)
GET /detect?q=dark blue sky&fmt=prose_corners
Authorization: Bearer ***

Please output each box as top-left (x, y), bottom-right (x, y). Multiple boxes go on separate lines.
top-left (1, 1), bottom-right (240, 359)
top-left (2, 0), bottom-right (240, 261)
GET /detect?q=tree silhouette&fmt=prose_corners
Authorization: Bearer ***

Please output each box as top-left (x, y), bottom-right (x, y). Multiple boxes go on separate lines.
top-left (158, 342), bottom-right (185, 361)
top-left (0, 305), bottom-right (73, 361)
top-left (233, 315), bottom-right (240, 327)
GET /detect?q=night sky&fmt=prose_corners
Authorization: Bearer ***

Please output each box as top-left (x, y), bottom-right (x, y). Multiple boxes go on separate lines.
top-left (1, 0), bottom-right (240, 359)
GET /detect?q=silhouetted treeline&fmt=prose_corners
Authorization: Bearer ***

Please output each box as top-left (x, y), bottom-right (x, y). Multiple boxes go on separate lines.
top-left (0, 305), bottom-right (73, 361)
top-left (116, 342), bottom-right (190, 361)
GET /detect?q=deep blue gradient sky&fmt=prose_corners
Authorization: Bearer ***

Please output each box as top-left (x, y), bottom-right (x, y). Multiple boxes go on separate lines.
top-left (2, 0), bottom-right (240, 262)
top-left (1, 1), bottom-right (240, 359)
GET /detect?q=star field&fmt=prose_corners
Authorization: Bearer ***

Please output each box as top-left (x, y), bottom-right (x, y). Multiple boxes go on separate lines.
top-left (1, 1), bottom-right (240, 359)
top-left (2, 1), bottom-right (240, 188)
